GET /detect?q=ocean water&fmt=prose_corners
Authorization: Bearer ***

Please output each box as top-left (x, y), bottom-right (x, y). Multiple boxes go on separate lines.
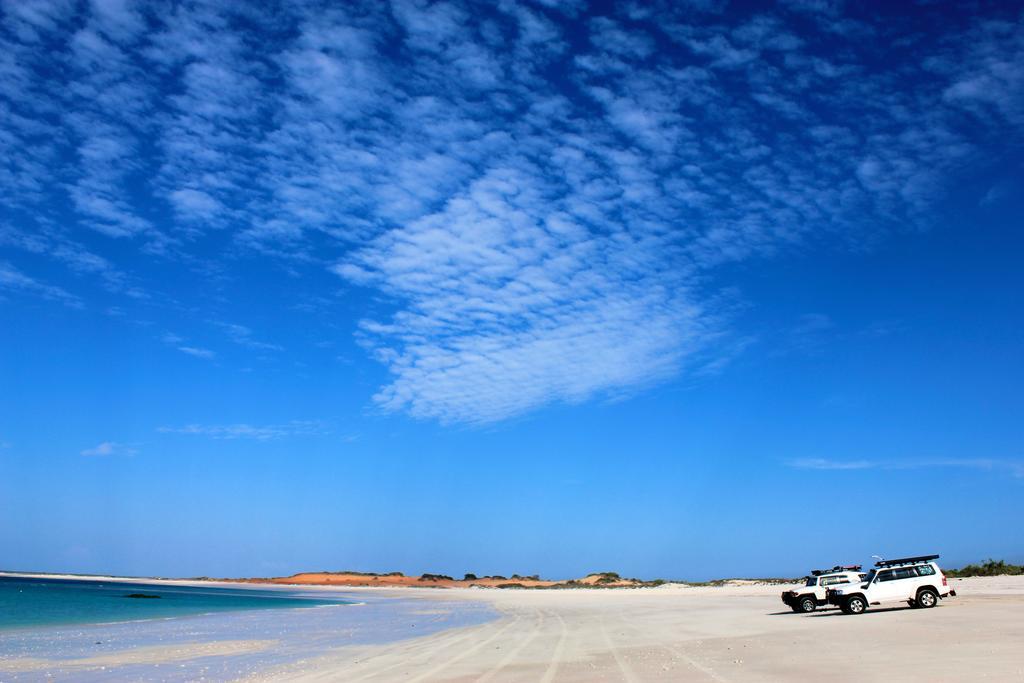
top-left (0, 576), bottom-right (497, 681)
top-left (0, 575), bottom-right (352, 630)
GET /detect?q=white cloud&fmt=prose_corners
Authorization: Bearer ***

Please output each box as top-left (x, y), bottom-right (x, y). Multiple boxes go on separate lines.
top-left (169, 188), bottom-right (223, 220)
top-left (0, 261), bottom-right (83, 308)
top-left (158, 421), bottom-right (327, 440)
top-left (787, 458), bottom-right (1024, 478)
top-left (89, 0), bottom-right (147, 42)
top-left (338, 163), bottom-right (712, 423)
top-left (215, 322), bottom-right (283, 352)
top-left (81, 441), bottom-right (136, 456)
top-left (177, 346), bottom-right (215, 359)
top-left (1, 1), bottom-right (1021, 424)
top-left (788, 458), bottom-right (874, 471)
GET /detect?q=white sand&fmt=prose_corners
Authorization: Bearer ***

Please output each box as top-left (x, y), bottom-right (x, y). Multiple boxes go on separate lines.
top-left (244, 576), bottom-right (1024, 682)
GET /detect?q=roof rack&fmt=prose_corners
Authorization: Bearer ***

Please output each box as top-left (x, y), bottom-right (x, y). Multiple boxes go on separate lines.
top-left (811, 564), bottom-right (862, 576)
top-left (874, 555), bottom-right (939, 568)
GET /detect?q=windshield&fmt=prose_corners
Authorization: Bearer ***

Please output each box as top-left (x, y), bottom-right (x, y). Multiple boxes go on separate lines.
top-left (862, 569), bottom-right (876, 584)
top-left (804, 577), bottom-right (817, 587)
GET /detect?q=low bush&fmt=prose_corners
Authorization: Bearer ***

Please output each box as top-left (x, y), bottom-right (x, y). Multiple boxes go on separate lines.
top-left (946, 559), bottom-right (1024, 577)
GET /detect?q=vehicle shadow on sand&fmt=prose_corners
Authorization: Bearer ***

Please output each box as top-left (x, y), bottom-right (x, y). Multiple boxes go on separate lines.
top-left (767, 608), bottom-right (843, 616)
top-left (807, 606), bottom-right (923, 618)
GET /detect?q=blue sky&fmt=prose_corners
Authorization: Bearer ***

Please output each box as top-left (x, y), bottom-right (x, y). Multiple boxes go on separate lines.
top-left (1, 0), bottom-right (1022, 580)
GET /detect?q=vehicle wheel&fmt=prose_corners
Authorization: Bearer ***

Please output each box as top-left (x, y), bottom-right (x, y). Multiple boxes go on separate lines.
top-left (798, 597), bottom-right (817, 613)
top-left (916, 588), bottom-right (938, 608)
top-left (845, 595), bottom-right (867, 614)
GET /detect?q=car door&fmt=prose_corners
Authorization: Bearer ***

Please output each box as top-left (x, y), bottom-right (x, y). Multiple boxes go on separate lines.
top-left (870, 569), bottom-right (901, 603)
top-left (891, 567), bottom-right (920, 599)
top-left (873, 567), bottom-right (919, 603)
top-left (816, 575), bottom-right (833, 600)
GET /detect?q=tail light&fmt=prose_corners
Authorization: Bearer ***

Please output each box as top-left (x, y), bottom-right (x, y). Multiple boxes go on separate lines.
top-left (942, 574), bottom-right (948, 586)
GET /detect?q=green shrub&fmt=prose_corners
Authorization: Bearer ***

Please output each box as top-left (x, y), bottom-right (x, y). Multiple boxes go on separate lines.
top-left (946, 559), bottom-right (1024, 577)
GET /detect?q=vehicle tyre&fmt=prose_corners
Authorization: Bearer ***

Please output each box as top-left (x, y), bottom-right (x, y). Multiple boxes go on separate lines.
top-left (916, 588), bottom-right (938, 608)
top-left (798, 596), bottom-right (817, 613)
top-left (845, 595), bottom-right (867, 614)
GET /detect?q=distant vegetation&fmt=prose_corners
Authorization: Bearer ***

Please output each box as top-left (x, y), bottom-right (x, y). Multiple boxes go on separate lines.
top-left (946, 559), bottom-right (1024, 577)
top-left (419, 573), bottom-right (454, 581)
top-left (592, 572), bottom-right (622, 584)
top-left (680, 577), bottom-right (796, 586)
top-left (315, 570), bottom-right (404, 577)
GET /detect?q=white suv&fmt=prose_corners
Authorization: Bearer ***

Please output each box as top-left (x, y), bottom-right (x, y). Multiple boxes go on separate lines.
top-left (826, 555), bottom-right (956, 615)
top-left (781, 565), bottom-right (865, 613)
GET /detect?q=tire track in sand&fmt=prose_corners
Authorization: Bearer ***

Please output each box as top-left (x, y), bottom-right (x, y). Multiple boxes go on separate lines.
top-left (351, 617), bottom-right (513, 682)
top-left (601, 616), bottom-right (640, 683)
top-left (538, 611), bottom-right (568, 683)
top-left (476, 608), bottom-right (546, 682)
top-left (403, 614), bottom-right (524, 683)
top-left (614, 613), bottom-right (729, 683)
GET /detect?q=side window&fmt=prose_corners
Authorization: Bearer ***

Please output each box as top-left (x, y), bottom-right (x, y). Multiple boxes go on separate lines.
top-left (876, 570), bottom-right (895, 582)
top-left (893, 568), bottom-right (916, 580)
top-left (820, 576), bottom-right (835, 586)
top-left (834, 577), bottom-right (850, 584)
top-left (917, 564), bottom-right (935, 576)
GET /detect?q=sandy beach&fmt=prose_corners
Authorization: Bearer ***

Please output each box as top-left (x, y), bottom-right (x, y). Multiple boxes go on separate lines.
top-left (246, 576), bottom-right (1024, 682)
top-left (3, 574), bottom-right (1023, 681)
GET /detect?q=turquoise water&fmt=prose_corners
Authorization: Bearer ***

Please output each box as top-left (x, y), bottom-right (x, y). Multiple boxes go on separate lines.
top-left (0, 575), bottom-right (352, 630)
top-left (0, 578), bottom-right (496, 681)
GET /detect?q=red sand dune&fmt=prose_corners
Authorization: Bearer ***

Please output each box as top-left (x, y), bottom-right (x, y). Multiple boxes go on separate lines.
top-left (240, 571), bottom-right (646, 589)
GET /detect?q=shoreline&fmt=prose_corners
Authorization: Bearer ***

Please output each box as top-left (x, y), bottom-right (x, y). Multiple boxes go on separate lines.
top-left (0, 570), bottom-right (274, 590)
top-left (0, 569), bottom-right (794, 591)
top-left (4, 573), bottom-right (1024, 680)
top-left (0, 576), bottom-right (498, 681)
